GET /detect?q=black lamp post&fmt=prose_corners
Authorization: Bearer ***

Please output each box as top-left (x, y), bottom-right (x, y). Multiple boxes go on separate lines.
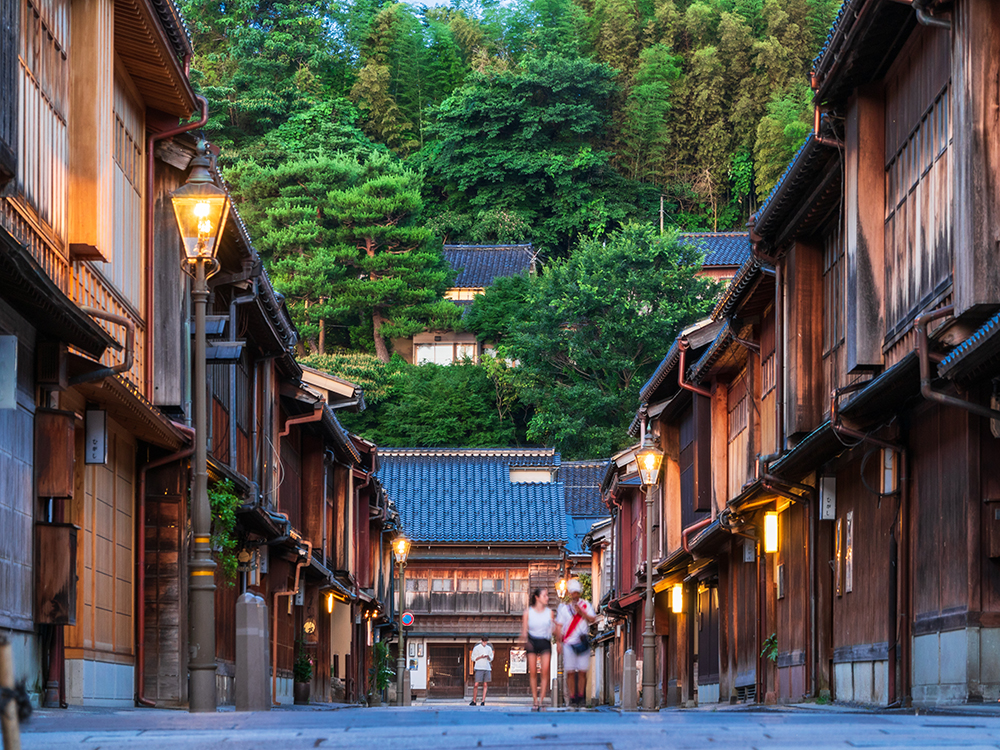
top-left (393, 536), bottom-right (411, 706)
top-left (635, 429), bottom-right (664, 711)
top-left (170, 140), bottom-right (230, 713)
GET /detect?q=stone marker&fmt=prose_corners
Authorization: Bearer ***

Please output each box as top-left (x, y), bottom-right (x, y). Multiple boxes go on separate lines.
top-left (236, 593), bottom-right (271, 711)
top-left (621, 650), bottom-right (637, 711)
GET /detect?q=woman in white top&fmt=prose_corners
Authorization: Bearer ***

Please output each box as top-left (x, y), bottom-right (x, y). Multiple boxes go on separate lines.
top-left (519, 587), bottom-right (555, 711)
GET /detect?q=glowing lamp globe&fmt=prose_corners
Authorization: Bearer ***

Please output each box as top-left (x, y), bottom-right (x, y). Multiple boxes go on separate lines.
top-left (170, 141), bottom-right (230, 262)
top-left (393, 536), bottom-right (411, 565)
top-left (635, 435), bottom-right (664, 487)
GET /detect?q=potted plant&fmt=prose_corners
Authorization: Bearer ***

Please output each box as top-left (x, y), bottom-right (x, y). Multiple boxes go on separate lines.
top-left (367, 641), bottom-right (394, 707)
top-left (293, 646), bottom-right (313, 705)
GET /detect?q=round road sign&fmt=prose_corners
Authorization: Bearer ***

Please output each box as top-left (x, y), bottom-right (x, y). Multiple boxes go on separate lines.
top-left (401, 611), bottom-right (415, 627)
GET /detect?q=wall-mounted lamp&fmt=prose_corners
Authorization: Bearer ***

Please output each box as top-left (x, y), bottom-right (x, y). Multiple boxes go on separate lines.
top-left (670, 583), bottom-right (683, 614)
top-left (764, 511), bottom-right (779, 554)
top-left (326, 593), bottom-right (334, 614)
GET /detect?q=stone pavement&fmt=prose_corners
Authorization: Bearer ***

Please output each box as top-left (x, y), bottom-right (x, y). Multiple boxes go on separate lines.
top-left (17, 703), bottom-right (1000, 749)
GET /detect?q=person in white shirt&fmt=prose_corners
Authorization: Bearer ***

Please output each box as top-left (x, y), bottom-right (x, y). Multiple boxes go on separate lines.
top-left (556, 578), bottom-right (596, 709)
top-left (519, 587), bottom-right (555, 711)
top-left (470, 635), bottom-right (494, 706)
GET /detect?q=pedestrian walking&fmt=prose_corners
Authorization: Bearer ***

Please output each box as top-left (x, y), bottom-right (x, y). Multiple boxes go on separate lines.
top-left (556, 578), bottom-right (596, 709)
top-left (519, 588), bottom-right (555, 711)
top-left (470, 635), bottom-right (493, 706)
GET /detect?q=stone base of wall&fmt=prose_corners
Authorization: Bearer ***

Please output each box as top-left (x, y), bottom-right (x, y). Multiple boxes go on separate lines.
top-left (274, 675), bottom-right (293, 705)
top-left (697, 682), bottom-right (720, 705)
top-left (834, 659), bottom-right (889, 705)
top-left (4, 630), bottom-right (42, 707)
top-left (65, 659), bottom-right (134, 707)
top-left (912, 626), bottom-right (1000, 706)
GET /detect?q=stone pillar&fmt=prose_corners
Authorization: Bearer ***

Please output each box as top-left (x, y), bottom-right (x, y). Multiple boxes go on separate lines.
top-left (236, 593), bottom-right (270, 711)
top-left (622, 650), bottom-right (638, 711)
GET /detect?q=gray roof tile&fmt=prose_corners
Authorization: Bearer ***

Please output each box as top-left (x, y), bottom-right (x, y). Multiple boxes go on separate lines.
top-left (443, 245), bottom-right (535, 288)
top-left (679, 232), bottom-right (751, 267)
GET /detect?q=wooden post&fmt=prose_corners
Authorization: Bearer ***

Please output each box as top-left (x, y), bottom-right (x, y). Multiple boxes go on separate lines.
top-left (0, 635), bottom-right (22, 750)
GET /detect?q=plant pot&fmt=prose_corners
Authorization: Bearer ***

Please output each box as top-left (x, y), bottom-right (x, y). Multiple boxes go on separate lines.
top-left (368, 692), bottom-right (381, 707)
top-left (294, 681), bottom-right (311, 705)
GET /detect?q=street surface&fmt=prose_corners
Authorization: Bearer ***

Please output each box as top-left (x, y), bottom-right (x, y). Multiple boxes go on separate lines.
top-left (18, 702), bottom-right (1000, 750)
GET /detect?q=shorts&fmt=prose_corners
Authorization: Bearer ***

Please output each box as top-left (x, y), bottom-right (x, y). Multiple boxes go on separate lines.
top-left (474, 669), bottom-right (492, 683)
top-left (527, 637), bottom-right (551, 654)
top-left (562, 642), bottom-right (591, 672)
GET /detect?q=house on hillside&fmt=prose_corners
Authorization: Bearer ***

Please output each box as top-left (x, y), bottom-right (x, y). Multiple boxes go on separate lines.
top-left (395, 244), bottom-right (536, 365)
top-left (376, 448), bottom-right (567, 701)
top-left (679, 232), bottom-right (751, 285)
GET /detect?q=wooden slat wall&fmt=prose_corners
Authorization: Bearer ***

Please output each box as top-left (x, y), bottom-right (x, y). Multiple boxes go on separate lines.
top-left (0, 302), bottom-right (36, 632)
top-left (66, 411), bottom-right (136, 659)
top-left (911, 405), bottom-right (972, 620)
top-left (279, 420), bottom-right (301, 531)
top-left (830, 453), bottom-right (895, 657)
top-left (883, 24), bottom-right (952, 336)
top-left (0, 0), bottom-right (18, 180)
top-left (109, 72), bottom-right (144, 310)
top-left (143, 463), bottom-right (187, 704)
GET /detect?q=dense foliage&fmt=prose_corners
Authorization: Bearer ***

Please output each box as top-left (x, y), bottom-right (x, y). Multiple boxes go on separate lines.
top-left (179, 0), bottom-right (842, 457)
top-left (467, 224), bottom-right (717, 457)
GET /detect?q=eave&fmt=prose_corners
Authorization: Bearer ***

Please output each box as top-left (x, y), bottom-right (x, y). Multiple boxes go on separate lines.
top-left (115, 0), bottom-right (197, 117)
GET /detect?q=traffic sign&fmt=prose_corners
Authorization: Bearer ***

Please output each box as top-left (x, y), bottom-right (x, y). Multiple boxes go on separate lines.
top-left (401, 611), bottom-right (414, 627)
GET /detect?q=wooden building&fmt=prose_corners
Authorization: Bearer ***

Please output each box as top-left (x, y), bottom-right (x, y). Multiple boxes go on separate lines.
top-left (593, 0), bottom-right (1000, 710)
top-left (0, 0), bottom-right (200, 706)
top-left (376, 448), bottom-right (568, 700)
top-left (395, 244), bottom-right (536, 365)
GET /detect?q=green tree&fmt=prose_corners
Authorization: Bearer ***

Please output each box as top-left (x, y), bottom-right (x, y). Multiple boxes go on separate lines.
top-left (420, 52), bottom-right (657, 252)
top-left (618, 44), bottom-right (681, 181)
top-left (229, 151), bottom-right (457, 359)
top-left (753, 82), bottom-right (813, 201)
top-left (470, 223), bottom-right (717, 458)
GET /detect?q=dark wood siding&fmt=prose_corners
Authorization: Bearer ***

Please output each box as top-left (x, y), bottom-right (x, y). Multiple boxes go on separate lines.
top-left (0, 0), bottom-right (16, 183)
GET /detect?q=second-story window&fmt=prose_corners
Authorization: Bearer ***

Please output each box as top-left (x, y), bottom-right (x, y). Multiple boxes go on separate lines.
top-left (110, 75), bottom-right (144, 311)
top-left (405, 577), bottom-right (429, 611)
top-left (17, 0), bottom-right (69, 245)
top-left (822, 220), bottom-right (845, 356)
top-left (727, 377), bottom-right (749, 500)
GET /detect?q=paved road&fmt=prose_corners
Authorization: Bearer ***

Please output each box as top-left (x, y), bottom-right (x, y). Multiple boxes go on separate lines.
top-left (18, 703), bottom-right (1000, 749)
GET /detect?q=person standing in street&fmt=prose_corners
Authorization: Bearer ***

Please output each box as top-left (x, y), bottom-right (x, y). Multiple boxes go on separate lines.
top-left (556, 578), bottom-right (597, 709)
top-left (519, 588), bottom-right (555, 711)
top-left (470, 635), bottom-right (493, 706)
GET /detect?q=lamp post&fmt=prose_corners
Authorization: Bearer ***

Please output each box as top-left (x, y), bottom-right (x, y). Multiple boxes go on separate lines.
top-left (393, 536), bottom-right (410, 706)
top-left (636, 429), bottom-right (664, 711)
top-left (555, 577), bottom-right (567, 707)
top-left (170, 140), bottom-right (230, 713)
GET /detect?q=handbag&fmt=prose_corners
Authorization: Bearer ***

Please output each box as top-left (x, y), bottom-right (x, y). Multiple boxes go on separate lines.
top-left (563, 610), bottom-right (591, 654)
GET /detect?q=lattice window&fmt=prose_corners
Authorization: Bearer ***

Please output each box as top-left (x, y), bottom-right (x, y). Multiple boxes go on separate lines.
top-left (17, 0), bottom-right (69, 244)
top-left (822, 220), bottom-right (845, 356)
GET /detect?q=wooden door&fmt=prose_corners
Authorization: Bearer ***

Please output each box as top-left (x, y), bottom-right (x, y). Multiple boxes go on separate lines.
top-left (427, 644), bottom-right (465, 698)
top-left (698, 584), bottom-right (720, 686)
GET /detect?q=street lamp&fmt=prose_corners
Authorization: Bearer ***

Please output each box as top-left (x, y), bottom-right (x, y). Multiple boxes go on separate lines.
top-left (764, 511), bottom-right (779, 554)
top-left (556, 578), bottom-right (568, 600)
top-left (635, 430), bottom-right (663, 711)
top-left (170, 140), bottom-right (230, 713)
top-left (393, 536), bottom-right (411, 706)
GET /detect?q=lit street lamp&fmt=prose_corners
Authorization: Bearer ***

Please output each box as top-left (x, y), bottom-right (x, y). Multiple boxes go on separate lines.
top-left (393, 536), bottom-right (411, 706)
top-left (635, 428), bottom-right (663, 711)
top-left (170, 140), bottom-right (230, 713)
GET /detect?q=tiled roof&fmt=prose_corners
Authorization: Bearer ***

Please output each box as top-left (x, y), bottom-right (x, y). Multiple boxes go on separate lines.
top-left (938, 310), bottom-right (1000, 381)
top-left (561, 460), bottom-right (608, 517)
top-left (443, 245), bottom-right (534, 288)
top-left (376, 448), bottom-right (567, 544)
top-left (679, 232), bottom-right (751, 267)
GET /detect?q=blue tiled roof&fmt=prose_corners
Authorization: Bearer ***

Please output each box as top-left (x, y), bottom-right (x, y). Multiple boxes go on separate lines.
top-left (561, 460), bottom-right (607, 517)
top-left (377, 448), bottom-right (567, 544)
top-left (679, 232), bottom-right (751, 267)
top-left (443, 245), bottom-right (534, 288)
top-left (938, 310), bottom-right (1000, 380)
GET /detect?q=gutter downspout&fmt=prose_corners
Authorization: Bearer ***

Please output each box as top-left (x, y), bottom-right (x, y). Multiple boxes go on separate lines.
top-left (67, 308), bottom-right (135, 386)
top-left (909, 0), bottom-right (952, 30)
top-left (272, 540), bottom-right (312, 705)
top-left (916, 306), bottom-right (1000, 422)
top-left (145, 95), bottom-right (209, 399)
top-left (813, 105), bottom-right (843, 149)
top-left (136, 422), bottom-right (196, 708)
top-left (681, 517), bottom-right (713, 555)
top-left (678, 340), bottom-right (712, 398)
